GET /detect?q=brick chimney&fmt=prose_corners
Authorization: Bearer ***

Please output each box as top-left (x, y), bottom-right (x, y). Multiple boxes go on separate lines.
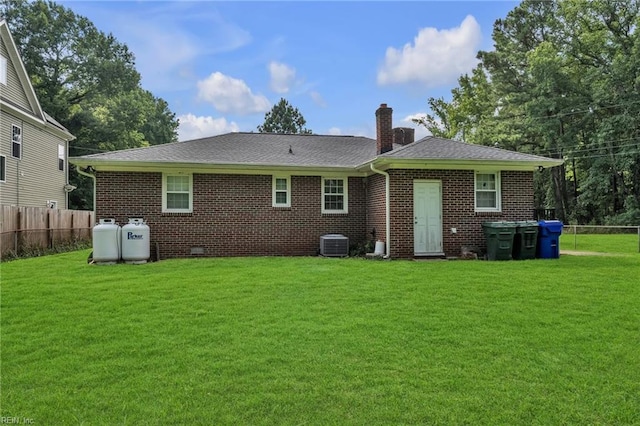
top-left (393, 127), bottom-right (415, 146)
top-left (376, 103), bottom-right (393, 155)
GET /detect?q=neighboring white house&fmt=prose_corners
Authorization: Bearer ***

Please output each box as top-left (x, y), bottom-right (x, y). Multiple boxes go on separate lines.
top-left (0, 19), bottom-right (75, 209)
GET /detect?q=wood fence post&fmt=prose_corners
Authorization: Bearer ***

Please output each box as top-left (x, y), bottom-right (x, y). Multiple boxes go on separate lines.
top-left (15, 210), bottom-right (21, 253)
top-left (47, 210), bottom-right (53, 249)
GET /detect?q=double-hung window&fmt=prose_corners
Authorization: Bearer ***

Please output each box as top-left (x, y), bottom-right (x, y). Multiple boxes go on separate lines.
top-left (475, 171), bottom-right (501, 212)
top-left (0, 55), bottom-right (7, 85)
top-left (0, 155), bottom-right (5, 182)
top-left (12, 125), bottom-right (22, 159)
top-left (273, 176), bottom-right (290, 207)
top-left (162, 173), bottom-right (192, 213)
top-left (322, 177), bottom-right (348, 214)
top-left (58, 144), bottom-right (65, 171)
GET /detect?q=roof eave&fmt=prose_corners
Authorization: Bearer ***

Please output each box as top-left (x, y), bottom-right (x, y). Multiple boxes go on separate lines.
top-left (358, 157), bottom-right (565, 172)
top-left (68, 159), bottom-right (368, 176)
top-left (0, 101), bottom-right (75, 141)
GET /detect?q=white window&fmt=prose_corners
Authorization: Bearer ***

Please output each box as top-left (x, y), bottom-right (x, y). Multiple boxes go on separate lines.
top-left (0, 155), bottom-right (5, 182)
top-left (58, 144), bottom-right (65, 171)
top-left (273, 176), bottom-right (290, 207)
top-left (12, 124), bottom-right (22, 159)
top-left (475, 172), bottom-right (501, 212)
top-left (322, 177), bottom-right (348, 214)
top-left (0, 56), bottom-right (6, 85)
top-left (162, 173), bottom-right (193, 213)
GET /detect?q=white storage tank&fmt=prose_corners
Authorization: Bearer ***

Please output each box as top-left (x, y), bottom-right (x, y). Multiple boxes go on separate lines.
top-left (121, 218), bottom-right (150, 264)
top-left (92, 219), bottom-right (121, 264)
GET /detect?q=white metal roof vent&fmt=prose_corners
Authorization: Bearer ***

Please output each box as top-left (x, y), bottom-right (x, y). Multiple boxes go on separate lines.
top-left (320, 234), bottom-right (349, 257)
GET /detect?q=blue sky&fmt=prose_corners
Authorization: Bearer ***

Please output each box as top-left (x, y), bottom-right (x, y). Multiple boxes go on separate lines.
top-left (59, 1), bottom-right (518, 141)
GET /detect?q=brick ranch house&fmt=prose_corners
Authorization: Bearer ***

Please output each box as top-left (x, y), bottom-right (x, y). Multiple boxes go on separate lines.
top-left (70, 104), bottom-right (563, 260)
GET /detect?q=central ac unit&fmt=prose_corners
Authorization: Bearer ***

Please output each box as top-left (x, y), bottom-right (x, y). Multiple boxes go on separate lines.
top-left (320, 234), bottom-right (349, 257)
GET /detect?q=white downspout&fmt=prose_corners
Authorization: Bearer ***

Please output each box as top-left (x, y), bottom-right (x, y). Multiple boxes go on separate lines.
top-left (370, 163), bottom-right (391, 258)
top-left (76, 165), bottom-right (96, 213)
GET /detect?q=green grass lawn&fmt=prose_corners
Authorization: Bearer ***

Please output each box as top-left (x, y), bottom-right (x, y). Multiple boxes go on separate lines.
top-left (2, 250), bottom-right (639, 425)
top-left (560, 232), bottom-right (640, 254)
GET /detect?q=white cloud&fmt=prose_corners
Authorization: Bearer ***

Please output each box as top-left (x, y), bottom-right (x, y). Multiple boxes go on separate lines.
top-left (377, 15), bottom-right (482, 88)
top-left (268, 61), bottom-right (296, 94)
top-left (328, 127), bottom-right (342, 135)
top-left (177, 113), bottom-right (240, 141)
top-left (196, 72), bottom-right (271, 115)
top-left (90, 3), bottom-right (252, 93)
top-left (402, 114), bottom-right (432, 140)
top-left (310, 91), bottom-right (327, 107)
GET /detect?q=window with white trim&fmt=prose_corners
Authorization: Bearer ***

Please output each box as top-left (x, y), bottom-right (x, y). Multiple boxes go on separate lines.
top-left (273, 176), bottom-right (290, 207)
top-left (475, 171), bottom-right (501, 211)
top-left (162, 173), bottom-right (193, 213)
top-left (0, 155), bottom-right (5, 182)
top-left (0, 55), bottom-right (7, 85)
top-left (58, 144), bottom-right (65, 171)
top-left (12, 124), bottom-right (22, 159)
top-left (322, 177), bottom-right (348, 214)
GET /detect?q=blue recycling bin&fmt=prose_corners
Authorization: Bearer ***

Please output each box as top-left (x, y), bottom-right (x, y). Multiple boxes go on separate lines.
top-left (537, 220), bottom-right (563, 259)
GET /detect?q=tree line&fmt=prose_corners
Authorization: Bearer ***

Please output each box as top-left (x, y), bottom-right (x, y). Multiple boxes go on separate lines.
top-left (7, 0), bottom-right (637, 225)
top-left (415, 0), bottom-right (640, 225)
top-left (1, 0), bottom-right (312, 211)
top-left (1, 0), bottom-right (180, 210)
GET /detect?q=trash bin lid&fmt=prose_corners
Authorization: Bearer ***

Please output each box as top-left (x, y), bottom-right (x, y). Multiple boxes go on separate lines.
top-left (483, 221), bottom-right (517, 228)
top-left (538, 220), bottom-right (564, 232)
top-left (515, 220), bottom-right (540, 228)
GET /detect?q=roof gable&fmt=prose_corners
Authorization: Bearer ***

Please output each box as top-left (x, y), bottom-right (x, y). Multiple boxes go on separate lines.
top-left (0, 19), bottom-right (45, 121)
top-left (0, 20), bottom-right (73, 140)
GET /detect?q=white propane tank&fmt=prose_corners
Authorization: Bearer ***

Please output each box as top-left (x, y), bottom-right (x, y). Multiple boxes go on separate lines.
top-left (121, 218), bottom-right (150, 264)
top-left (92, 219), bottom-right (121, 264)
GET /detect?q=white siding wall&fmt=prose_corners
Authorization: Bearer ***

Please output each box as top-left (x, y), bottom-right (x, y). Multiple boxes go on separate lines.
top-left (0, 114), bottom-right (18, 205)
top-left (1, 113), bottom-right (68, 208)
top-left (0, 36), bottom-right (32, 112)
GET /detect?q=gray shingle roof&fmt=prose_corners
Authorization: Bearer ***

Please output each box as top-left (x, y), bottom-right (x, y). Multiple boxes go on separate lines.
top-left (75, 132), bottom-right (378, 168)
top-left (71, 132), bottom-right (561, 169)
top-left (380, 136), bottom-right (554, 162)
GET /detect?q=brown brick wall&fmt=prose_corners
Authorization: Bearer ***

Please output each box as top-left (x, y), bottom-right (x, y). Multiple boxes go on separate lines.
top-left (95, 169), bottom-right (534, 260)
top-left (388, 169), bottom-right (535, 258)
top-left (95, 172), bottom-right (367, 259)
top-left (365, 173), bottom-right (387, 248)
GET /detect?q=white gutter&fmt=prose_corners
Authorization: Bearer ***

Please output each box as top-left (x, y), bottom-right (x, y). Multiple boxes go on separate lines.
top-left (76, 165), bottom-right (96, 213)
top-left (370, 163), bottom-right (390, 259)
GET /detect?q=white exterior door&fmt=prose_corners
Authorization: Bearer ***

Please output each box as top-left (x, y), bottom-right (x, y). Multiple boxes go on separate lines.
top-left (413, 180), bottom-right (443, 255)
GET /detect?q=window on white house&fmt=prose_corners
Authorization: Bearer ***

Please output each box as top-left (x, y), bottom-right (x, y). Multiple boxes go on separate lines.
top-left (475, 172), bottom-right (501, 211)
top-left (12, 125), bottom-right (22, 159)
top-left (273, 176), bottom-right (290, 207)
top-left (163, 173), bottom-right (192, 213)
top-left (0, 56), bottom-right (7, 85)
top-left (322, 177), bottom-right (348, 214)
top-left (58, 144), bottom-right (65, 171)
top-left (0, 155), bottom-right (5, 182)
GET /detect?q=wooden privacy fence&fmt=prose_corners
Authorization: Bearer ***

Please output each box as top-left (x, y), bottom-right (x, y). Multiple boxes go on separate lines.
top-left (0, 206), bottom-right (94, 258)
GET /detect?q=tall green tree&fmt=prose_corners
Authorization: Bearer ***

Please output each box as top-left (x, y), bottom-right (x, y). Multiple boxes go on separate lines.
top-left (1, 0), bottom-right (179, 210)
top-left (257, 98), bottom-right (312, 134)
top-left (414, 0), bottom-right (640, 225)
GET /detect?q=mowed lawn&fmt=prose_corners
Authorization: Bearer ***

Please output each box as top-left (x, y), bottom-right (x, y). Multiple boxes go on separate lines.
top-left (1, 250), bottom-right (639, 425)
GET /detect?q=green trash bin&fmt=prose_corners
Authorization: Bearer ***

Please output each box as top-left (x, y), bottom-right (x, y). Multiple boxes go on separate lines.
top-left (513, 220), bottom-right (539, 260)
top-left (482, 222), bottom-right (516, 260)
